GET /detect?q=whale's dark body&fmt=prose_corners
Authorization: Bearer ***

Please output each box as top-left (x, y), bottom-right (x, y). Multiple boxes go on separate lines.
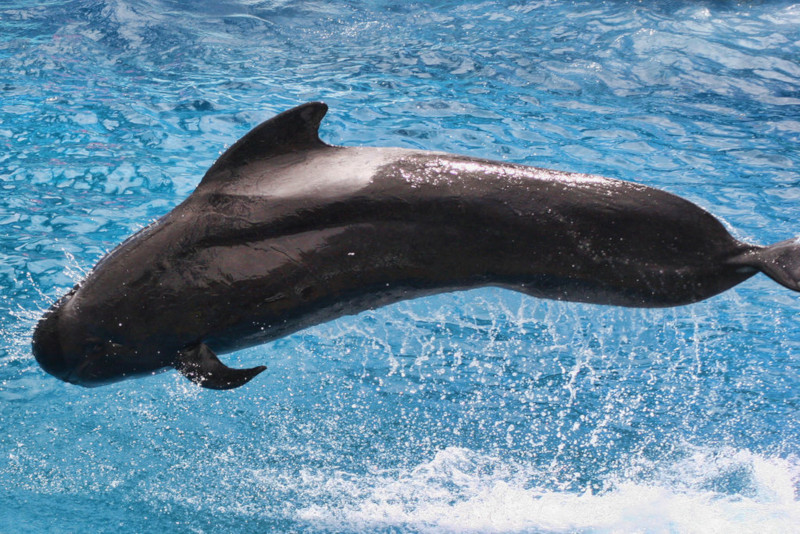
top-left (32, 103), bottom-right (800, 389)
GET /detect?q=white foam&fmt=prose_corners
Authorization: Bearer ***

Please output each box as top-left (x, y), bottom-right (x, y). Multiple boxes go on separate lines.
top-left (296, 446), bottom-right (800, 533)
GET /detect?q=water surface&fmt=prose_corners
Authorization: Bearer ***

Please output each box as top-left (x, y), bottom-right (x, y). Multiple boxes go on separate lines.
top-left (2, 1), bottom-right (800, 532)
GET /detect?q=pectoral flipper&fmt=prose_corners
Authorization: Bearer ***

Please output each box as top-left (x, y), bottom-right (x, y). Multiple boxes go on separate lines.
top-left (176, 343), bottom-right (266, 390)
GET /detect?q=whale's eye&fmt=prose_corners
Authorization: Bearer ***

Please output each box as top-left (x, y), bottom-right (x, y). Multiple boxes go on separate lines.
top-left (299, 285), bottom-right (316, 300)
top-left (85, 338), bottom-right (106, 357)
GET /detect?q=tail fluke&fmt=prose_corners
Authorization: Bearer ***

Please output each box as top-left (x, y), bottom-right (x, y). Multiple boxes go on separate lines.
top-left (742, 237), bottom-right (800, 292)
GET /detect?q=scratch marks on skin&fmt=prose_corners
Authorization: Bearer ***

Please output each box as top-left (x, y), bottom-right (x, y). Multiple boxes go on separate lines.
top-left (269, 241), bottom-right (332, 302)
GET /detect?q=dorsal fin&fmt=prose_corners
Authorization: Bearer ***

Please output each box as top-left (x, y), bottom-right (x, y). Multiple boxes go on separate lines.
top-left (199, 102), bottom-right (329, 187)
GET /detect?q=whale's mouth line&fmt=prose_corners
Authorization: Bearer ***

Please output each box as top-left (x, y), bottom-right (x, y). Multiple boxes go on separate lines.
top-left (64, 345), bottom-right (120, 385)
top-left (64, 356), bottom-right (96, 385)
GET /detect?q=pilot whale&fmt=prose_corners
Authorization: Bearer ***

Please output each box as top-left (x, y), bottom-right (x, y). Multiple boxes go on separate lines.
top-left (32, 102), bottom-right (800, 389)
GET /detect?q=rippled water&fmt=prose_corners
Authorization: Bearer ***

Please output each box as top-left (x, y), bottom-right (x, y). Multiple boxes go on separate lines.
top-left (2, 1), bottom-right (800, 532)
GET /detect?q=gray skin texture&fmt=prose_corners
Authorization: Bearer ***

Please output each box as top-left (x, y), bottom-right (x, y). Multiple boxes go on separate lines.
top-left (31, 102), bottom-right (798, 389)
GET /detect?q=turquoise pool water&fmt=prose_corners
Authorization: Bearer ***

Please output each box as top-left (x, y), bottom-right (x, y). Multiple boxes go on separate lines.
top-left (2, 1), bottom-right (800, 531)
